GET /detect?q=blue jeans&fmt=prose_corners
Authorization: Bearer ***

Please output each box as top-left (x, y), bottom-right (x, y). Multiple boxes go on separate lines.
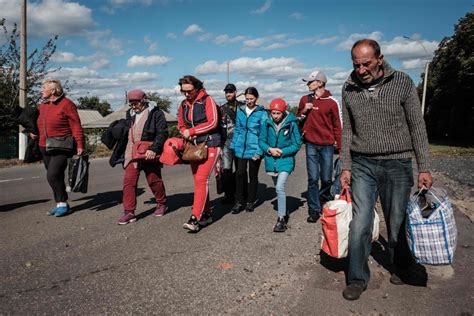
top-left (305, 143), bottom-right (334, 214)
top-left (222, 145), bottom-right (234, 170)
top-left (348, 155), bottom-right (414, 288)
top-left (272, 171), bottom-right (290, 218)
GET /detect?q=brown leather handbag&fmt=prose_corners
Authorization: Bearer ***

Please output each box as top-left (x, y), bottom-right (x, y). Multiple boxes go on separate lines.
top-left (182, 138), bottom-right (208, 162)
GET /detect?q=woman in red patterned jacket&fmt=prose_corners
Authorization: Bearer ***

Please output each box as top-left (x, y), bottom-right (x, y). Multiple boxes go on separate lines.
top-left (178, 75), bottom-right (222, 233)
top-left (32, 79), bottom-right (84, 217)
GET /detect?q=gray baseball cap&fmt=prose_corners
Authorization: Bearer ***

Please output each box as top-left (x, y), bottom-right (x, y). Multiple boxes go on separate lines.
top-left (302, 70), bottom-right (327, 83)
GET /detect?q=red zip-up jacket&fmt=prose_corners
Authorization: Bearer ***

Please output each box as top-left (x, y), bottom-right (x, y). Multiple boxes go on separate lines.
top-left (178, 89), bottom-right (218, 136)
top-left (296, 89), bottom-right (342, 150)
top-left (37, 95), bottom-right (84, 150)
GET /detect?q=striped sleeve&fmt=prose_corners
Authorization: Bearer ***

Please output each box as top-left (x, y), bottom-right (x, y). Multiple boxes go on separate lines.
top-left (189, 96), bottom-right (218, 136)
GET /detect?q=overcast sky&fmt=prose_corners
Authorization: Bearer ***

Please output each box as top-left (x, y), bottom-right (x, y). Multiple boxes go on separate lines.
top-left (1, 0), bottom-right (471, 113)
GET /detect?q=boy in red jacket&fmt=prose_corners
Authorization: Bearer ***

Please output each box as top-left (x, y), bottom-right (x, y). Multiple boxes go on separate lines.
top-left (297, 70), bottom-right (342, 223)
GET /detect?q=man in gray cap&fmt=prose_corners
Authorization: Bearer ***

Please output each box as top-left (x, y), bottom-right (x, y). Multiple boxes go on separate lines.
top-left (220, 83), bottom-right (244, 204)
top-left (297, 70), bottom-right (342, 223)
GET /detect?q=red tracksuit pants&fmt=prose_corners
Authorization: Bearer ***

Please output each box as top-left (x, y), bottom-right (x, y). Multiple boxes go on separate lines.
top-left (190, 146), bottom-right (220, 219)
top-left (123, 162), bottom-right (167, 213)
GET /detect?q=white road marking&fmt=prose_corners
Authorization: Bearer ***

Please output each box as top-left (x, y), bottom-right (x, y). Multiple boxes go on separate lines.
top-left (0, 178), bottom-right (24, 183)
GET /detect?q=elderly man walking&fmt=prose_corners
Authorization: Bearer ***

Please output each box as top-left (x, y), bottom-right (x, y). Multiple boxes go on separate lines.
top-left (340, 39), bottom-right (432, 300)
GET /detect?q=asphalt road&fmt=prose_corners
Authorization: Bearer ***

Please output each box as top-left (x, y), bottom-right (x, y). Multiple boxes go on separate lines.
top-left (0, 151), bottom-right (473, 314)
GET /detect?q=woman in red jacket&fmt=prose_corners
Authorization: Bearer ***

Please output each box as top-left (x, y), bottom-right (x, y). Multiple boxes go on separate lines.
top-left (178, 75), bottom-right (222, 232)
top-left (32, 79), bottom-right (84, 217)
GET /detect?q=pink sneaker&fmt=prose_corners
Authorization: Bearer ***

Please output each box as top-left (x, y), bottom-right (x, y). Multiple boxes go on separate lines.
top-left (117, 212), bottom-right (136, 225)
top-left (153, 204), bottom-right (168, 217)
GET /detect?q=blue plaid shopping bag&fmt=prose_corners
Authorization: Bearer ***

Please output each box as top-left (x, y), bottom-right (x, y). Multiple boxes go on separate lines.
top-left (406, 187), bottom-right (457, 265)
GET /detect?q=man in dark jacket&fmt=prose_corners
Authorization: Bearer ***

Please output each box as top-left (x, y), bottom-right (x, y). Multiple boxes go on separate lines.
top-left (220, 83), bottom-right (244, 204)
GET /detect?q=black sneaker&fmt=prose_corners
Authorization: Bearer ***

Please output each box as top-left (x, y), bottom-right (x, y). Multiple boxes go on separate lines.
top-left (307, 213), bottom-right (320, 223)
top-left (198, 212), bottom-right (213, 227)
top-left (245, 202), bottom-right (255, 212)
top-left (183, 215), bottom-right (200, 232)
top-left (273, 217), bottom-right (287, 232)
top-left (284, 215), bottom-right (289, 224)
top-left (231, 202), bottom-right (244, 214)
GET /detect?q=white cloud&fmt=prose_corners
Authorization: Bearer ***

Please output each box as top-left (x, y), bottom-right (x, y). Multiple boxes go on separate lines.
top-left (214, 34), bottom-right (247, 45)
top-left (51, 51), bottom-right (111, 70)
top-left (55, 67), bottom-right (99, 79)
top-left (166, 32), bottom-right (177, 39)
top-left (1, 0), bottom-right (94, 37)
top-left (239, 34), bottom-right (338, 51)
top-left (289, 12), bottom-right (304, 20)
top-left (315, 36), bottom-right (339, 45)
top-left (127, 55), bottom-right (172, 67)
top-left (243, 34), bottom-right (287, 50)
top-left (29, 0), bottom-right (93, 37)
top-left (198, 33), bottom-right (214, 42)
top-left (90, 58), bottom-right (111, 70)
top-left (252, 0), bottom-right (272, 14)
top-left (183, 24), bottom-right (204, 36)
top-left (196, 57), bottom-right (307, 80)
top-left (118, 72), bottom-right (159, 82)
top-left (337, 31), bottom-right (383, 51)
top-left (382, 36), bottom-right (437, 59)
top-left (402, 59), bottom-right (429, 70)
top-left (106, 38), bottom-right (125, 55)
top-left (108, 0), bottom-right (153, 6)
top-left (51, 52), bottom-right (78, 63)
top-left (144, 36), bottom-right (158, 53)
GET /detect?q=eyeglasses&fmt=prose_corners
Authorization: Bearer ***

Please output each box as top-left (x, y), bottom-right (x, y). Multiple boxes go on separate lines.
top-left (181, 89), bottom-right (196, 95)
top-left (129, 101), bottom-right (141, 107)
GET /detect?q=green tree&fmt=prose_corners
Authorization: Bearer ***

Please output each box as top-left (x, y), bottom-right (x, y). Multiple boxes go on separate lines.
top-left (147, 92), bottom-right (172, 113)
top-left (77, 96), bottom-right (112, 117)
top-left (0, 18), bottom-right (58, 134)
top-left (422, 12), bottom-right (474, 145)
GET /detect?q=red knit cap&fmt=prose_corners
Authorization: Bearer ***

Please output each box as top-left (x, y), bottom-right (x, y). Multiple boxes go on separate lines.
top-left (269, 98), bottom-right (287, 112)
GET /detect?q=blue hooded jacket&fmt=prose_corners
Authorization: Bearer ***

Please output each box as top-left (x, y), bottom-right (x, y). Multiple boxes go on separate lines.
top-left (230, 104), bottom-right (268, 159)
top-left (259, 112), bottom-right (302, 173)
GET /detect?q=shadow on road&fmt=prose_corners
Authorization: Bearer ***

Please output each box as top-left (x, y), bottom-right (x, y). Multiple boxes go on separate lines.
top-left (371, 235), bottom-right (428, 286)
top-left (144, 192), bottom-right (194, 214)
top-left (70, 189), bottom-right (144, 213)
top-left (0, 199), bottom-right (51, 212)
top-left (271, 196), bottom-right (305, 215)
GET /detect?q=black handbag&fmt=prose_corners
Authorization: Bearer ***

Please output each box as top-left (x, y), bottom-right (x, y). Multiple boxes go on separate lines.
top-left (43, 115), bottom-right (75, 153)
top-left (46, 136), bottom-right (74, 153)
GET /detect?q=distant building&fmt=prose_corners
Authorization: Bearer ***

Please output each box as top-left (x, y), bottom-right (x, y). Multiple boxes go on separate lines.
top-left (83, 105), bottom-right (177, 129)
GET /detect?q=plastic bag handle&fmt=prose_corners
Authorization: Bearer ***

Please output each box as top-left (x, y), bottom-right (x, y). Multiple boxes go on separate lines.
top-left (339, 188), bottom-right (352, 203)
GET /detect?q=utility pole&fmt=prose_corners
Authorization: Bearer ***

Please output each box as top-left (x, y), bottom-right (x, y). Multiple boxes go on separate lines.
top-left (18, 0), bottom-right (27, 160)
top-left (403, 36), bottom-right (430, 116)
top-left (226, 61), bottom-right (230, 84)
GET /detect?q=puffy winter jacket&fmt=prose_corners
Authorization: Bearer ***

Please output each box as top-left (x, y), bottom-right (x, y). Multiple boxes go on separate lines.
top-left (230, 104), bottom-right (268, 159)
top-left (259, 112), bottom-right (301, 173)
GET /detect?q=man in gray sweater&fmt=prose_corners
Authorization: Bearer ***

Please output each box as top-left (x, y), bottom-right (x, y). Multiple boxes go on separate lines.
top-left (340, 39), bottom-right (433, 300)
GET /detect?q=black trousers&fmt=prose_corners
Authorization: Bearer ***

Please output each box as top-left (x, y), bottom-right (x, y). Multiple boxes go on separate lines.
top-left (40, 147), bottom-right (72, 203)
top-left (234, 157), bottom-right (261, 204)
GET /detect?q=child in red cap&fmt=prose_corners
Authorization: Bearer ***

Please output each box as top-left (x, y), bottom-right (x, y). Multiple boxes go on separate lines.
top-left (259, 98), bottom-right (302, 232)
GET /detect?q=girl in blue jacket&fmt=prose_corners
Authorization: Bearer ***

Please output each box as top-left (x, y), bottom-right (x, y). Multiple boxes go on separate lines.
top-left (230, 87), bottom-right (268, 213)
top-left (259, 98), bottom-right (302, 232)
